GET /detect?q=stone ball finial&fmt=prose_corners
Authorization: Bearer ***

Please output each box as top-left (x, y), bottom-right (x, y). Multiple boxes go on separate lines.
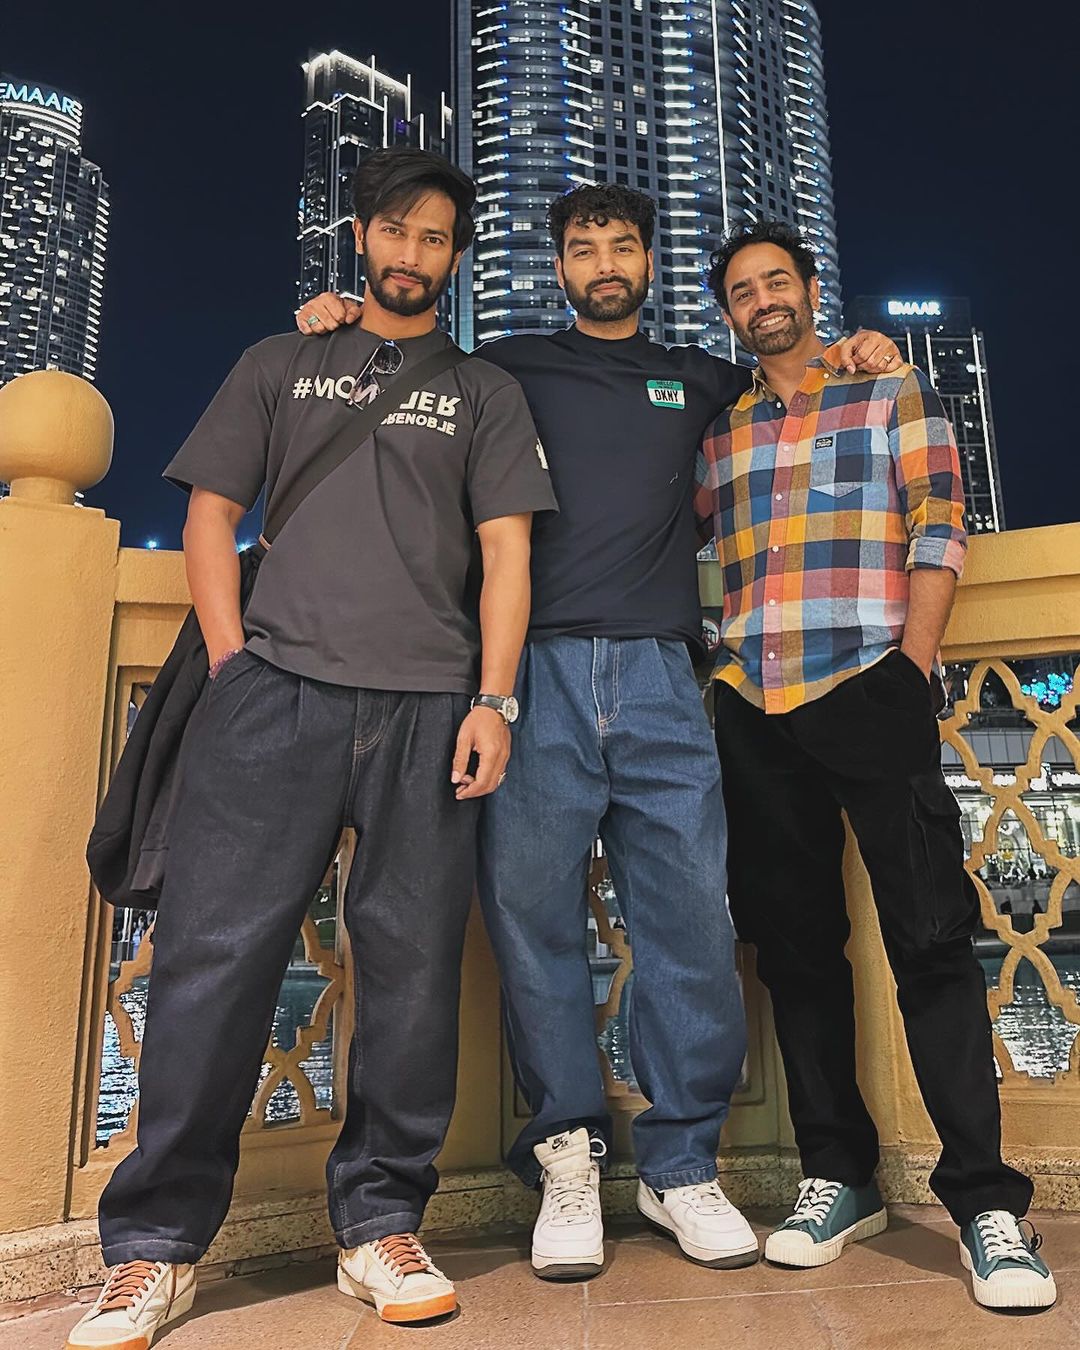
top-left (0, 370), bottom-right (114, 505)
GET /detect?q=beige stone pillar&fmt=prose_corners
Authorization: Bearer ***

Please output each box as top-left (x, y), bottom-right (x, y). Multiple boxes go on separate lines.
top-left (0, 372), bottom-right (119, 1232)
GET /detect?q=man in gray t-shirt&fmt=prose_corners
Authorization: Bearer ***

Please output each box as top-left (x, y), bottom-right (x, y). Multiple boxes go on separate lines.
top-left (77, 150), bottom-right (555, 1349)
top-left (165, 321), bottom-right (548, 692)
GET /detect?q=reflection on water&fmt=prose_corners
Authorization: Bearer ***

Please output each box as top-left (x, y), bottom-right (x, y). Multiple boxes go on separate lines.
top-left (981, 954), bottom-right (1080, 1079)
top-left (97, 970), bottom-right (334, 1145)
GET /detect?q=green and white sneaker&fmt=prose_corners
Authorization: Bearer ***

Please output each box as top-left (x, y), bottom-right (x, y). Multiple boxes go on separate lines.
top-left (764, 1178), bottom-right (887, 1268)
top-left (959, 1211), bottom-right (1056, 1310)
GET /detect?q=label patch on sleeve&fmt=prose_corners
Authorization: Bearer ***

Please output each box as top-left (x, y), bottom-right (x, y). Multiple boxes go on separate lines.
top-left (814, 435), bottom-right (835, 449)
top-left (647, 379), bottom-right (685, 409)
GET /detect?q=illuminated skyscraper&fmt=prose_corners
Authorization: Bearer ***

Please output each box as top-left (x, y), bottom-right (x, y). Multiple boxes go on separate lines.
top-left (298, 51), bottom-right (452, 304)
top-left (451, 0), bottom-right (841, 353)
top-left (848, 296), bottom-right (1005, 534)
top-left (0, 76), bottom-right (109, 385)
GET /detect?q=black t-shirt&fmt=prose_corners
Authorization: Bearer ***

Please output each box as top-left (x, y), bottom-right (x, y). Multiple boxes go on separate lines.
top-left (164, 326), bottom-right (557, 692)
top-left (478, 326), bottom-right (752, 649)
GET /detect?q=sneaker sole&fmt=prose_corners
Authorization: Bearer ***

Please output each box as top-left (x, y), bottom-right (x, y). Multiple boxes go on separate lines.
top-left (531, 1252), bottom-right (605, 1282)
top-left (638, 1210), bottom-right (759, 1269)
top-left (337, 1267), bottom-right (457, 1322)
top-left (764, 1208), bottom-right (888, 1268)
top-left (959, 1239), bottom-right (1057, 1310)
top-left (65, 1282), bottom-right (196, 1350)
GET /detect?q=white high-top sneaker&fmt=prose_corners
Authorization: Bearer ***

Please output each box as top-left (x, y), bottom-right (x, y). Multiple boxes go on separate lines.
top-left (65, 1261), bottom-right (196, 1349)
top-left (638, 1178), bottom-right (759, 1268)
top-left (337, 1233), bottom-right (456, 1323)
top-left (531, 1127), bottom-right (606, 1280)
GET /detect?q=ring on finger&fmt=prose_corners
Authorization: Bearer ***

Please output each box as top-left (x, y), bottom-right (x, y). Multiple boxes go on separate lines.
top-left (305, 313), bottom-right (321, 328)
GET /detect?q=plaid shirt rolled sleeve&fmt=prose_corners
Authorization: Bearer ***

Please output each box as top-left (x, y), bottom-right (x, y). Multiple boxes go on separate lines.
top-left (890, 367), bottom-right (967, 576)
top-left (699, 358), bottom-right (970, 713)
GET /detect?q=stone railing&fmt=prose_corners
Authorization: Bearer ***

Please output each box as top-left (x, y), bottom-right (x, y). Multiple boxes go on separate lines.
top-left (2, 371), bottom-right (1079, 1304)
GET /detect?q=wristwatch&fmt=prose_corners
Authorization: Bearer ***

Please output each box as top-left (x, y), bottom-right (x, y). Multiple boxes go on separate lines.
top-left (471, 694), bottom-right (520, 725)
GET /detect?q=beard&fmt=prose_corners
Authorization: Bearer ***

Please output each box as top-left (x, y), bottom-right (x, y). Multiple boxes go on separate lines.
top-left (365, 260), bottom-right (453, 317)
top-left (733, 293), bottom-right (816, 356)
top-left (565, 270), bottom-right (650, 324)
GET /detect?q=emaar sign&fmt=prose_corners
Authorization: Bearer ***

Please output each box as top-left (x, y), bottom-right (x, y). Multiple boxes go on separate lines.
top-left (887, 299), bottom-right (942, 317)
top-left (0, 79), bottom-right (81, 121)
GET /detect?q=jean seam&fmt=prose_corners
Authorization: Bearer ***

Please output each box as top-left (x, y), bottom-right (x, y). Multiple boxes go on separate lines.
top-left (609, 640), bottom-right (621, 725)
top-left (101, 1238), bottom-right (205, 1261)
top-left (336, 1210), bottom-right (423, 1246)
top-left (343, 693), bottom-right (390, 822)
top-left (639, 1163), bottom-right (718, 1189)
top-left (591, 638), bottom-right (605, 749)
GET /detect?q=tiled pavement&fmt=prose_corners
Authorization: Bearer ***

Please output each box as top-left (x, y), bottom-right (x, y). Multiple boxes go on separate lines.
top-left (3, 1206), bottom-right (1079, 1350)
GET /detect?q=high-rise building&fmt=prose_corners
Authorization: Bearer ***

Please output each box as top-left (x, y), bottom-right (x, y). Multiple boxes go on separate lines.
top-left (451, 0), bottom-right (841, 354)
top-left (298, 51), bottom-right (452, 305)
top-left (847, 295), bottom-right (1005, 534)
top-left (0, 76), bottom-right (109, 386)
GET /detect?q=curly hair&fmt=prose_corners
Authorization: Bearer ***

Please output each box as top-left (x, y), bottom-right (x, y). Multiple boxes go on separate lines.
top-left (546, 183), bottom-right (657, 255)
top-left (706, 220), bottom-right (817, 312)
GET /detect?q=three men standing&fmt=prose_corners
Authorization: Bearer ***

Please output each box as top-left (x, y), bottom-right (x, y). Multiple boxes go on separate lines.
top-left (77, 151), bottom-right (1056, 1349)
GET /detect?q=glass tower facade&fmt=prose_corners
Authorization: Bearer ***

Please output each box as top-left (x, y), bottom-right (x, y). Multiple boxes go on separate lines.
top-left (0, 76), bottom-right (109, 386)
top-left (451, 0), bottom-right (841, 354)
top-left (848, 295), bottom-right (1005, 534)
top-left (298, 51), bottom-right (452, 305)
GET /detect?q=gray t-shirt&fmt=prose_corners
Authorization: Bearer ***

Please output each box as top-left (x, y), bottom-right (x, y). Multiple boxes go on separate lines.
top-left (164, 325), bottom-right (556, 693)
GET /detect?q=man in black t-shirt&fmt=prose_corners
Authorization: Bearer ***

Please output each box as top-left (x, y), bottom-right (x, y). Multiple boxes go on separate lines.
top-left (71, 151), bottom-right (556, 1350)
top-left (297, 183), bottom-right (898, 1283)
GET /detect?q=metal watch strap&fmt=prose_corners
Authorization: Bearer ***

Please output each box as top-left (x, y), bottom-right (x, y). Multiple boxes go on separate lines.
top-left (472, 694), bottom-right (512, 723)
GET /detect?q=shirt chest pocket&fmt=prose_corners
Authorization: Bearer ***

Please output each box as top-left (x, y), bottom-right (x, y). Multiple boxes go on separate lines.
top-left (808, 428), bottom-right (876, 498)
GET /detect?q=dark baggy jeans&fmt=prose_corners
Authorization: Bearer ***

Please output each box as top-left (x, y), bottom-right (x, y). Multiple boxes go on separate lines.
top-left (713, 652), bottom-right (1033, 1226)
top-left (479, 637), bottom-right (746, 1190)
top-left (99, 650), bottom-right (478, 1264)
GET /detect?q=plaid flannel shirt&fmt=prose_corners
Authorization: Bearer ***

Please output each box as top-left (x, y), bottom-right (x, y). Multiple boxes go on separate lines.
top-left (695, 356), bottom-right (967, 714)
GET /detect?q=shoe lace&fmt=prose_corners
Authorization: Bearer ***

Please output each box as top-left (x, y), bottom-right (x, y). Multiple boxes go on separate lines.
top-left (976, 1211), bottom-right (1043, 1264)
top-left (786, 1178), bottom-right (843, 1227)
top-left (545, 1137), bottom-right (606, 1219)
top-left (682, 1179), bottom-right (732, 1214)
top-left (98, 1261), bottom-right (166, 1312)
top-left (373, 1233), bottom-right (438, 1279)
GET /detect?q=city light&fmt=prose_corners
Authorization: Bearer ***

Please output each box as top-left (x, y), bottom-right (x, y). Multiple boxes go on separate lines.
top-left (144, 538), bottom-right (159, 551)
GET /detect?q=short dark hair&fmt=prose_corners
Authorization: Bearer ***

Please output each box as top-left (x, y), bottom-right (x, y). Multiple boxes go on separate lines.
top-left (352, 148), bottom-right (476, 255)
top-left (546, 183), bottom-right (656, 256)
top-left (706, 220), bottom-right (818, 312)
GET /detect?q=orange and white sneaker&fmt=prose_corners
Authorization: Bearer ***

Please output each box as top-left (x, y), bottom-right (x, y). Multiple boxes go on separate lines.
top-left (65, 1260), bottom-right (196, 1348)
top-left (337, 1233), bottom-right (456, 1323)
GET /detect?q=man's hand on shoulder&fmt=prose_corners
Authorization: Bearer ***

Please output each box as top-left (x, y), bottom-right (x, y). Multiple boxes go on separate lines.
top-left (295, 293), bottom-right (363, 335)
top-left (825, 329), bottom-right (902, 376)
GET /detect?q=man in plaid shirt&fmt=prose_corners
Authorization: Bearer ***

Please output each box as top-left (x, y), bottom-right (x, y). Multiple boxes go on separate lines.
top-left (697, 221), bottom-right (1056, 1311)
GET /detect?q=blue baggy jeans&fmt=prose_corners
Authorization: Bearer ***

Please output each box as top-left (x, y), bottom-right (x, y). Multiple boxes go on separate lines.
top-left (478, 636), bottom-right (746, 1190)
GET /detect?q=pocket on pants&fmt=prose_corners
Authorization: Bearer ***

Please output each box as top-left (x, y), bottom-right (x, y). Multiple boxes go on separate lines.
top-left (908, 768), bottom-right (980, 947)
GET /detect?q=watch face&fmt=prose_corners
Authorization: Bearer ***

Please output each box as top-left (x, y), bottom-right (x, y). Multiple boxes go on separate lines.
top-left (504, 696), bottom-right (520, 724)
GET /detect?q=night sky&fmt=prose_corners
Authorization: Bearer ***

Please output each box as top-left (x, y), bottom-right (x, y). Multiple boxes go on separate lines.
top-left (5, 3), bottom-right (1071, 545)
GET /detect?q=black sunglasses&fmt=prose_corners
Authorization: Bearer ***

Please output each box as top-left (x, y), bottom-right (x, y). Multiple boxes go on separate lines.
top-left (348, 340), bottom-right (404, 408)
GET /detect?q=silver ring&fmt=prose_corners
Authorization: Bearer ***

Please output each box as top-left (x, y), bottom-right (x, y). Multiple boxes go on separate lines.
top-left (305, 313), bottom-right (321, 328)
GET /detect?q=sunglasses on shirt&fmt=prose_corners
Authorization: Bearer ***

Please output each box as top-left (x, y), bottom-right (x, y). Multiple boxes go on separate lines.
top-left (347, 340), bottom-right (404, 408)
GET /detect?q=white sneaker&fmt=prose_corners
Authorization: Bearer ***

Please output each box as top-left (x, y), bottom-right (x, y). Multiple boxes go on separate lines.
top-left (337, 1233), bottom-right (456, 1323)
top-left (531, 1127), bottom-right (606, 1280)
top-left (65, 1261), bottom-right (196, 1348)
top-left (638, 1178), bottom-right (759, 1268)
